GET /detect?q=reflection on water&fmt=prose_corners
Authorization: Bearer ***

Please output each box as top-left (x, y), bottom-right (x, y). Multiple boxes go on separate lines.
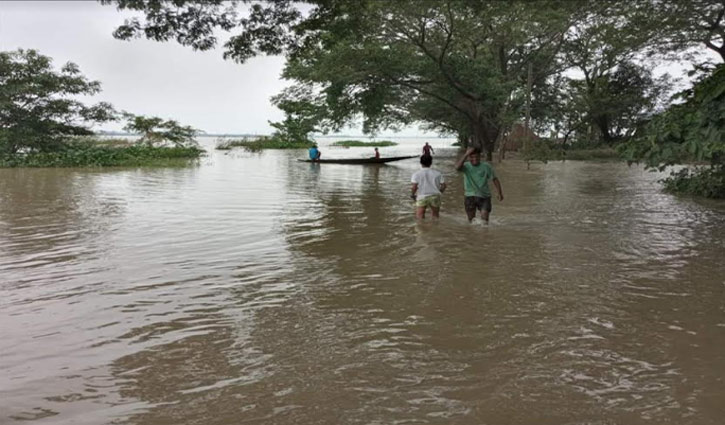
top-left (1, 141), bottom-right (724, 424)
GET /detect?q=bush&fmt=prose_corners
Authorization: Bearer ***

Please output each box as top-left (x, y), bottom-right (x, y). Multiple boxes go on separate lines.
top-left (215, 136), bottom-right (314, 151)
top-left (620, 64), bottom-right (725, 198)
top-left (523, 137), bottom-right (621, 162)
top-left (0, 140), bottom-right (203, 168)
top-left (662, 167), bottom-right (725, 198)
top-left (331, 140), bottom-right (397, 147)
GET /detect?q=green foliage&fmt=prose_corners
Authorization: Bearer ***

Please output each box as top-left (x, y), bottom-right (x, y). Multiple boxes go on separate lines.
top-left (215, 136), bottom-right (314, 151)
top-left (620, 64), bottom-right (725, 198)
top-left (0, 49), bottom-right (116, 154)
top-left (105, 0), bottom-right (579, 159)
top-left (646, 1), bottom-right (725, 61)
top-left (268, 113), bottom-right (316, 144)
top-left (104, 1), bottom-right (722, 164)
top-left (574, 62), bottom-right (669, 144)
top-left (122, 113), bottom-right (200, 146)
top-left (0, 139), bottom-right (203, 168)
top-left (331, 140), bottom-right (396, 147)
top-left (277, 1), bottom-right (578, 158)
top-left (526, 146), bottom-right (621, 162)
top-left (523, 135), bottom-right (622, 163)
top-left (555, 1), bottom-right (673, 145)
top-left (661, 167), bottom-right (725, 198)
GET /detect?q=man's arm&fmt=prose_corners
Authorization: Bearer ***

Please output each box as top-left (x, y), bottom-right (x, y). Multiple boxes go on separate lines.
top-left (439, 182), bottom-right (446, 193)
top-left (455, 147), bottom-right (474, 170)
top-left (492, 178), bottom-right (503, 201)
top-left (411, 183), bottom-right (418, 198)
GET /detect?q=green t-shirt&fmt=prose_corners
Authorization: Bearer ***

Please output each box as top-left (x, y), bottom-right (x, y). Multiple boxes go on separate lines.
top-left (462, 161), bottom-right (497, 197)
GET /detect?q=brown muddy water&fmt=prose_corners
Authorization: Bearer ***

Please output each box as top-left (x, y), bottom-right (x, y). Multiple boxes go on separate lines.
top-left (1, 139), bottom-right (724, 425)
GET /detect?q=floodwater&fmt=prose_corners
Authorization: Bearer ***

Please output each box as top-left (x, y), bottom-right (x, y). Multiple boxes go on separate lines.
top-left (1, 138), bottom-right (724, 425)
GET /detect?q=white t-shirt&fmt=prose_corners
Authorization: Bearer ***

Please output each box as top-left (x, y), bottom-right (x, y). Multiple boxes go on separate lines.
top-left (411, 168), bottom-right (445, 199)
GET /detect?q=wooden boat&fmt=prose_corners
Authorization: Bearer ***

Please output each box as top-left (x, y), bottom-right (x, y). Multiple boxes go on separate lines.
top-left (297, 155), bottom-right (417, 164)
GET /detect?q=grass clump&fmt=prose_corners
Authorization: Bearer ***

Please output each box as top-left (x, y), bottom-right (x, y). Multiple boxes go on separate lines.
top-left (216, 136), bottom-right (314, 151)
top-left (331, 140), bottom-right (398, 147)
top-left (0, 139), bottom-right (203, 168)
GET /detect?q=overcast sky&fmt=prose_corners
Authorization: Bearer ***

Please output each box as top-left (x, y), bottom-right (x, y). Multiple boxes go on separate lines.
top-left (1, 1), bottom-right (417, 136)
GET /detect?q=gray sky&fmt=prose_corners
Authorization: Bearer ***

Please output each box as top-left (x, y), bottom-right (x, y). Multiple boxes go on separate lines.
top-left (0, 1), bottom-right (308, 135)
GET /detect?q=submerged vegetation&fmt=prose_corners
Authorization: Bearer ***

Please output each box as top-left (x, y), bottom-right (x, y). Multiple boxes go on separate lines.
top-left (216, 136), bottom-right (313, 151)
top-left (524, 141), bottom-right (621, 163)
top-left (0, 139), bottom-right (203, 168)
top-left (216, 113), bottom-right (318, 151)
top-left (331, 140), bottom-right (397, 147)
top-left (0, 49), bottom-right (203, 168)
top-left (122, 113), bottom-right (200, 146)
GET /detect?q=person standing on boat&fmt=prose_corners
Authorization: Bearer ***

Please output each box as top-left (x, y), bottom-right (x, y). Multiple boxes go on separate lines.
top-left (374, 147), bottom-right (380, 159)
top-left (454, 147), bottom-right (503, 224)
top-left (422, 142), bottom-right (434, 156)
top-left (308, 144), bottom-right (321, 161)
top-left (411, 154), bottom-right (446, 219)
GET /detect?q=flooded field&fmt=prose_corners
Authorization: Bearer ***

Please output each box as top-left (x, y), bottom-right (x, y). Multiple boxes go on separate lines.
top-left (1, 138), bottom-right (724, 424)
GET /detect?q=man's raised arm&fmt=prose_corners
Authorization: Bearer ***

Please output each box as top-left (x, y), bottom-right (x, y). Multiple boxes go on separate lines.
top-left (455, 147), bottom-right (474, 170)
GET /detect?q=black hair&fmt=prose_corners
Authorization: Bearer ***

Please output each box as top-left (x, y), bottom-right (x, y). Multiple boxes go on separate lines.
top-left (420, 154), bottom-right (433, 167)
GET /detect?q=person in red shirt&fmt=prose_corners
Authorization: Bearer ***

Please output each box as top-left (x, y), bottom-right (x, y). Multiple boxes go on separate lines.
top-left (422, 142), bottom-right (434, 156)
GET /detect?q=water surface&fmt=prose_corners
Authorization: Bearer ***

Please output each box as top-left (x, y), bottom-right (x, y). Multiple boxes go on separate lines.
top-left (1, 138), bottom-right (724, 424)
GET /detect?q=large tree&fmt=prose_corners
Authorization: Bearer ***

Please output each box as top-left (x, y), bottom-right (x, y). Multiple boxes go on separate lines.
top-left (0, 49), bottom-right (115, 153)
top-left (105, 0), bottom-right (579, 160)
top-left (559, 2), bottom-right (672, 144)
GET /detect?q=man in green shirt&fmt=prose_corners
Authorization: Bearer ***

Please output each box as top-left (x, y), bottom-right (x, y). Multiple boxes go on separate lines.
top-left (454, 147), bottom-right (504, 223)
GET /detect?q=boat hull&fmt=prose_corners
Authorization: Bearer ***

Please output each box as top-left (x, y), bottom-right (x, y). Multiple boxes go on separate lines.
top-left (297, 155), bottom-right (417, 164)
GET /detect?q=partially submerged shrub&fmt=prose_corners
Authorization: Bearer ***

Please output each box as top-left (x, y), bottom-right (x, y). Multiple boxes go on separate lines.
top-left (0, 139), bottom-right (203, 168)
top-left (215, 136), bottom-right (314, 151)
top-left (662, 167), bottom-right (725, 198)
top-left (331, 140), bottom-right (397, 147)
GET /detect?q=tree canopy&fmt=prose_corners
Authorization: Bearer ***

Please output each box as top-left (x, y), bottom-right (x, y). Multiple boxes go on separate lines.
top-left (103, 1), bottom-right (725, 169)
top-left (619, 64), bottom-right (725, 197)
top-left (0, 49), bottom-right (115, 153)
top-left (106, 0), bottom-right (583, 159)
top-left (123, 113), bottom-right (200, 146)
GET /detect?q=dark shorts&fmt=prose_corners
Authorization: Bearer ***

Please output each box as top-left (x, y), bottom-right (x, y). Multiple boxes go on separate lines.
top-left (464, 196), bottom-right (492, 213)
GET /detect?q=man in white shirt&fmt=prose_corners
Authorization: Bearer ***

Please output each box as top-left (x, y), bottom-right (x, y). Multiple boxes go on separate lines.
top-left (411, 154), bottom-right (446, 219)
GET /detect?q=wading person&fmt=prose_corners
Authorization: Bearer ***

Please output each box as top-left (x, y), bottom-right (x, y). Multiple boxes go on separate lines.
top-left (454, 147), bottom-right (503, 223)
top-left (411, 154), bottom-right (446, 219)
top-left (422, 142), bottom-right (434, 156)
top-left (308, 144), bottom-right (321, 161)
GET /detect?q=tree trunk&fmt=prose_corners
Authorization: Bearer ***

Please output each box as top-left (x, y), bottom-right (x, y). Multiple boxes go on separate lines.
top-left (470, 121), bottom-right (497, 161)
top-left (496, 127), bottom-right (509, 163)
top-left (524, 62), bottom-right (533, 153)
top-left (594, 115), bottom-right (614, 144)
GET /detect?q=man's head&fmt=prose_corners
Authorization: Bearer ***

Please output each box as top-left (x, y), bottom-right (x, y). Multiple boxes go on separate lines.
top-left (420, 154), bottom-right (433, 167)
top-left (468, 148), bottom-right (481, 165)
